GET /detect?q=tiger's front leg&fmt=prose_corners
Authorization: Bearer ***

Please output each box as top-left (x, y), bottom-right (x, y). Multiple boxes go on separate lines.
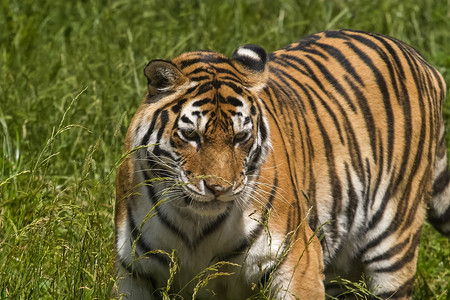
top-left (272, 225), bottom-right (325, 299)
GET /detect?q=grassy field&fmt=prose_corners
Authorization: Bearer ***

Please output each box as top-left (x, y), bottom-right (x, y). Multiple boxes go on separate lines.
top-left (0, 0), bottom-right (449, 299)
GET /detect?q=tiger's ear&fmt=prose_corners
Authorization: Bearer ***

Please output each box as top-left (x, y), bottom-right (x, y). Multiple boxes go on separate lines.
top-left (144, 60), bottom-right (188, 97)
top-left (232, 44), bottom-right (268, 91)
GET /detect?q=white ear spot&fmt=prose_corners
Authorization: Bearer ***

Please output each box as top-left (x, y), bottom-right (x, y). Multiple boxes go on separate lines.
top-left (232, 44), bottom-right (267, 72)
top-left (235, 48), bottom-right (262, 61)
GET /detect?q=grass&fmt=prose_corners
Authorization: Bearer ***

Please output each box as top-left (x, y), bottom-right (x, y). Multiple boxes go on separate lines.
top-left (0, 0), bottom-right (449, 298)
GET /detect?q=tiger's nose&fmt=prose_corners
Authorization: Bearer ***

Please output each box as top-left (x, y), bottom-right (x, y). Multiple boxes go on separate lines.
top-left (204, 183), bottom-right (232, 196)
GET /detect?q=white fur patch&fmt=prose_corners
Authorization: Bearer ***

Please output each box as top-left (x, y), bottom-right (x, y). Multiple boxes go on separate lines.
top-left (236, 47), bottom-right (261, 61)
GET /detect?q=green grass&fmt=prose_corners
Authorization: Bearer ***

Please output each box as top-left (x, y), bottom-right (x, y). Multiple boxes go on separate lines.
top-left (0, 0), bottom-right (449, 298)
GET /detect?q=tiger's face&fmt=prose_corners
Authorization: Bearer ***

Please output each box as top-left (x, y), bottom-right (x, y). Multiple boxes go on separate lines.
top-left (132, 46), bottom-right (271, 216)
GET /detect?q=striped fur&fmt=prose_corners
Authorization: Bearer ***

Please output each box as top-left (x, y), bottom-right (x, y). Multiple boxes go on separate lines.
top-left (114, 30), bottom-right (448, 299)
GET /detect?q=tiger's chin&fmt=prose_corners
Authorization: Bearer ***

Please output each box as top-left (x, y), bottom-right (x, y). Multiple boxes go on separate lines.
top-left (180, 197), bottom-right (234, 217)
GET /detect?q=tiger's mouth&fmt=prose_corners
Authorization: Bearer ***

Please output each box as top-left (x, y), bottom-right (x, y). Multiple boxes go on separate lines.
top-left (181, 196), bottom-right (233, 216)
top-left (179, 171), bottom-right (247, 197)
top-left (176, 171), bottom-right (246, 216)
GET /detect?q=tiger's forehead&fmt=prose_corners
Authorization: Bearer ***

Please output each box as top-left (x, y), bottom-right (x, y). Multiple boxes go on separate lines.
top-left (173, 51), bottom-right (245, 83)
top-left (154, 51), bottom-right (258, 134)
top-left (177, 84), bottom-right (252, 132)
top-left (173, 50), bottom-right (231, 72)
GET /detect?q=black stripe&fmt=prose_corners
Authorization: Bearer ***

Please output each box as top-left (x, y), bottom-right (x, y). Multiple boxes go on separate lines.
top-left (306, 166), bottom-right (319, 231)
top-left (246, 146), bottom-right (262, 175)
top-left (436, 130), bottom-right (447, 158)
top-left (300, 83), bottom-right (342, 245)
top-left (158, 110), bottom-right (169, 131)
top-left (262, 82), bottom-right (312, 196)
top-left (305, 84), bottom-right (345, 145)
top-left (343, 112), bottom-right (365, 183)
top-left (428, 206), bottom-right (450, 236)
top-left (189, 75), bottom-right (211, 81)
top-left (185, 84), bottom-right (199, 95)
top-left (365, 130), bottom-right (385, 219)
top-left (196, 208), bottom-right (232, 244)
top-left (264, 72), bottom-right (298, 115)
top-left (345, 38), bottom-right (395, 170)
top-left (179, 56), bottom-right (229, 69)
top-left (362, 178), bottom-right (395, 251)
top-left (192, 98), bottom-right (211, 107)
top-left (372, 237), bottom-right (418, 273)
top-left (324, 30), bottom-right (351, 40)
top-left (390, 61), bottom-right (413, 191)
top-left (344, 163), bottom-right (358, 233)
top-left (151, 146), bottom-right (176, 163)
top-left (187, 66), bottom-right (216, 76)
top-left (271, 54), bottom-right (311, 87)
top-left (141, 169), bottom-right (191, 246)
top-left (180, 115), bottom-right (194, 125)
top-left (368, 34), bottom-right (407, 86)
top-left (171, 114), bottom-right (180, 132)
top-left (263, 78), bottom-right (287, 115)
top-left (171, 98), bottom-right (187, 113)
top-left (266, 72), bottom-right (297, 119)
top-left (301, 47), bottom-right (329, 59)
top-left (222, 81), bottom-right (244, 94)
top-left (399, 48), bottom-right (428, 180)
top-left (366, 168), bottom-right (424, 257)
top-left (284, 33), bottom-right (321, 51)
top-left (258, 113), bottom-right (268, 142)
top-left (362, 158), bottom-right (372, 226)
top-left (127, 200), bottom-right (170, 266)
top-left (141, 109), bottom-right (161, 146)
top-left (270, 66), bottom-right (307, 117)
top-left (226, 96), bottom-right (243, 107)
top-left (275, 54), bottom-right (322, 89)
top-left (196, 82), bottom-right (214, 96)
top-left (363, 228), bottom-right (421, 265)
top-left (371, 39), bottom-right (403, 105)
top-left (305, 54), bottom-right (356, 112)
top-left (345, 76), bottom-right (378, 163)
top-left (434, 163), bottom-right (449, 190)
top-left (185, 65), bottom-right (240, 84)
top-left (363, 172), bottom-right (421, 255)
top-left (401, 172), bottom-right (428, 232)
top-left (315, 42), bottom-right (365, 87)
top-left (212, 67), bottom-right (242, 80)
top-left (281, 34), bottom-right (329, 59)
top-left (243, 116), bottom-right (251, 126)
top-left (220, 75), bottom-right (243, 83)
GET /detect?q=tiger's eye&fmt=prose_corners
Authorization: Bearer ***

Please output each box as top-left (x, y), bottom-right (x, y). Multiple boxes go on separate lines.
top-left (179, 129), bottom-right (201, 143)
top-left (183, 129), bottom-right (196, 137)
top-left (234, 132), bottom-right (250, 144)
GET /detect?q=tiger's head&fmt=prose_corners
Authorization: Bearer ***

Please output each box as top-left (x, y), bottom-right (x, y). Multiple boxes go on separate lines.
top-left (130, 45), bottom-right (271, 217)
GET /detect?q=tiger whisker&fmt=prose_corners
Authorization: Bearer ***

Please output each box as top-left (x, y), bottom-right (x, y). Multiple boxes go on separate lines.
top-left (243, 189), bottom-right (282, 217)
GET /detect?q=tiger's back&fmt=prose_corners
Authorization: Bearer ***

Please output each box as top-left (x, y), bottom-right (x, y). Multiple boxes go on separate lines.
top-left (264, 29), bottom-right (448, 297)
top-left (114, 30), bottom-right (449, 299)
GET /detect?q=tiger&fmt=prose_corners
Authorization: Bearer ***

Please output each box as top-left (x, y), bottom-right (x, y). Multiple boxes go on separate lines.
top-left (114, 29), bottom-right (449, 299)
